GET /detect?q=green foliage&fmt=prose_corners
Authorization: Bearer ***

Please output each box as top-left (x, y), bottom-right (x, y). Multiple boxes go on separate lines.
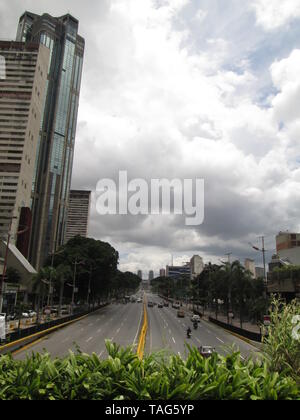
top-left (262, 297), bottom-right (300, 383)
top-left (0, 341), bottom-right (299, 400)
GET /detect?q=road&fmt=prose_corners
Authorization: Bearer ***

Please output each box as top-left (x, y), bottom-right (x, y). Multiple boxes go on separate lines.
top-left (14, 292), bottom-right (259, 360)
top-left (145, 293), bottom-right (259, 360)
top-left (14, 301), bottom-right (144, 360)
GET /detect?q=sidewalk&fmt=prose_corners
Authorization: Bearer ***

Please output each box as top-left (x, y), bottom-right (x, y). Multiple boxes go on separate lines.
top-left (199, 310), bottom-right (261, 334)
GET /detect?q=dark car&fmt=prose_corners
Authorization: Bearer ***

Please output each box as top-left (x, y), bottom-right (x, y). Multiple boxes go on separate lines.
top-left (164, 302), bottom-right (169, 307)
top-left (158, 303), bottom-right (163, 308)
top-left (148, 302), bottom-right (154, 308)
top-left (198, 346), bottom-right (216, 358)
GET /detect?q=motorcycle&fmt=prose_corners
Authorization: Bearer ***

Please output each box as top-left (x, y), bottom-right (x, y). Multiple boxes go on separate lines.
top-left (187, 329), bottom-right (192, 338)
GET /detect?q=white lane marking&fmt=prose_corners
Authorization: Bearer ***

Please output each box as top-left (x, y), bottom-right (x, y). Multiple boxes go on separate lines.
top-left (98, 350), bottom-right (104, 358)
top-left (88, 323), bottom-right (94, 327)
top-left (172, 337), bottom-right (176, 344)
top-left (116, 328), bottom-right (120, 334)
top-left (86, 336), bottom-right (93, 343)
top-left (169, 329), bottom-right (172, 335)
top-left (178, 351), bottom-right (181, 357)
top-left (240, 355), bottom-right (245, 360)
top-left (216, 337), bottom-right (224, 343)
top-left (97, 328), bottom-right (102, 334)
top-left (206, 329), bottom-right (212, 334)
top-left (195, 337), bottom-right (201, 344)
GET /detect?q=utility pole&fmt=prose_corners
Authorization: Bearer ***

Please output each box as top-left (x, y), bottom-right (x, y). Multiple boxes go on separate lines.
top-left (225, 253), bottom-right (232, 324)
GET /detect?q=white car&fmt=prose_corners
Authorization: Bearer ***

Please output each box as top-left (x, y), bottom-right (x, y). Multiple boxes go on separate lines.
top-left (191, 314), bottom-right (201, 323)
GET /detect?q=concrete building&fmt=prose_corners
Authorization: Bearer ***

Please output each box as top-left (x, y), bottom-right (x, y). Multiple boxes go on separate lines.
top-left (166, 263), bottom-right (191, 278)
top-left (190, 255), bottom-right (204, 279)
top-left (255, 267), bottom-right (264, 279)
top-left (16, 12), bottom-right (85, 269)
top-left (149, 270), bottom-right (154, 281)
top-left (245, 258), bottom-right (256, 278)
top-left (65, 190), bottom-right (91, 243)
top-left (276, 232), bottom-right (300, 265)
top-left (159, 268), bottom-right (166, 277)
top-left (0, 40), bottom-right (49, 248)
top-left (137, 270), bottom-right (142, 279)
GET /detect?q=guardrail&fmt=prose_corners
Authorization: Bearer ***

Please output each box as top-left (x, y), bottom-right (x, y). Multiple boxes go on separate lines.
top-left (209, 317), bottom-right (262, 343)
top-left (0, 303), bottom-right (109, 355)
top-left (137, 297), bottom-right (148, 359)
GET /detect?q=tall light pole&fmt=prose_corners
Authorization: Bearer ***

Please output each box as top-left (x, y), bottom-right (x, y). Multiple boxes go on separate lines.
top-left (71, 257), bottom-right (85, 314)
top-left (249, 236), bottom-right (267, 298)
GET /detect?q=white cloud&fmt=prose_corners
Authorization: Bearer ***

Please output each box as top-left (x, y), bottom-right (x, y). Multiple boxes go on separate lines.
top-left (251, 0), bottom-right (300, 31)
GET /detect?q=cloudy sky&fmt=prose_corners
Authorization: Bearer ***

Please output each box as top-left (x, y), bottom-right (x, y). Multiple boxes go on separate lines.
top-left (1, 0), bottom-right (300, 277)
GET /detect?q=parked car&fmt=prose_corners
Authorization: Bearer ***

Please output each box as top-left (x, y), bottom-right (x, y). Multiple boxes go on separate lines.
top-left (158, 303), bottom-right (163, 308)
top-left (198, 346), bottom-right (216, 358)
top-left (191, 314), bottom-right (201, 323)
top-left (136, 298), bottom-right (142, 303)
top-left (6, 313), bottom-right (17, 321)
top-left (173, 303), bottom-right (180, 309)
top-left (164, 302), bottom-right (169, 307)
top-left (177, 309), bottom-right (185, 318)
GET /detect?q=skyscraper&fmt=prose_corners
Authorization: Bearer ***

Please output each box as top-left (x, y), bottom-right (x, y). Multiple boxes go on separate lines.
top-left (0, 40), bottom-right (49, 246)
top-left (16, 12), bottom-right (85, 269)
top-left (65, 190), bottom-right (91, 243)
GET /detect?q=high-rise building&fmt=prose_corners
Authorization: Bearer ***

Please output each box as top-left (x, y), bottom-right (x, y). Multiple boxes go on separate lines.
top-left (159, 268), bottom-right (166, 277)
top-left (149, 270), bottom-right (154, 281)
top-left (245, 258), bottom-right (256, 278)
top-left (16, 12), bottom-right (85, 268)
top-left (190, 255), bottom-right (204, 279)
top-left (276, 232), bottom-right (300, 265)
top-left (0, 40), bottom-right (49, 247)
top-left (137, 270), bottom-right (142, 279)
top-left (65, 190), bottom-right (91, 243)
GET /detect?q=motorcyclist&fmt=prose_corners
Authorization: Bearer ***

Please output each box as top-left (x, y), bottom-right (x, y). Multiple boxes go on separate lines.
top-left (193, 321), bottom-right (198, 329)
top-left (187, 327), bottom-right (191, 338)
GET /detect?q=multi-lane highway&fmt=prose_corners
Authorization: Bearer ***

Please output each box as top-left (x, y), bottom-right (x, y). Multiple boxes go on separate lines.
top-left (14, 300), bottom-right (144, 360)
top-left (145, 293), bottom-right (258, 360)
top-left (14, 292), bottom-right (259, 360)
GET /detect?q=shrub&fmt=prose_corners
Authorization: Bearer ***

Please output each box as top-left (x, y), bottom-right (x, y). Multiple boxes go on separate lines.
top-left (262, 297), bottom-right (300, 383)
top-left (0, 341), bottom-right (299, 400)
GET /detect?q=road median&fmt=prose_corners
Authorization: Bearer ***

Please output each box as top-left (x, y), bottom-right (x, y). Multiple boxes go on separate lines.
top-left (136, 296), bottom-right (148, 359)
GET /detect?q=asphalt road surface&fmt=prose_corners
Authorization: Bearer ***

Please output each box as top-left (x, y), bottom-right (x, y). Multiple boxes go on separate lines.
top-left (14, 301), bottom-right (144, 360)
top-left (145, 293), bottom-right (259, 360)
top-left (14, 292), bottom-right (259, 360)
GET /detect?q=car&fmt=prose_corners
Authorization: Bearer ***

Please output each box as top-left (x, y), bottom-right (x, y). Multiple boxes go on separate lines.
top-left (158, 303), bottom-right (163, 308)
top-left (198, 346), bottom-right (216, 358)
top-left (148, 302), bottom-right (154, 308)
top-left (164, 302), bottom-right (169, 307)
top-left (172, 303), bottom-right (180, 309)
top-left (177, 310), bottom-right (185, 318)
top-left (6, 313), bottom-right (17, 321)
top-left (136, 298), bottom-right (142, 303)
top-left (191, 314), bottom-right (201, 323)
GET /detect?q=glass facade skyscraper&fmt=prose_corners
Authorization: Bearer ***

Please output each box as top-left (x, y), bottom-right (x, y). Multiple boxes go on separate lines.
top-left (16, 12), bottom-right (85, 269)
